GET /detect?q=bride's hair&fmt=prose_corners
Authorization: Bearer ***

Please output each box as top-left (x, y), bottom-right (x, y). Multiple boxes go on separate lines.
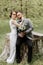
top-left (10, 10), bottom-right (17, 18)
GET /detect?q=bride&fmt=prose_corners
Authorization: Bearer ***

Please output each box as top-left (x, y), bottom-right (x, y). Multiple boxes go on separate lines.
top-left (0, 10), bottom-right (22, 64)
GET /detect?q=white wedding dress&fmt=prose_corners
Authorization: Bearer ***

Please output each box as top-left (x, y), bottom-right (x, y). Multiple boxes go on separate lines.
top-left (6, 19), bottom-right (17, 63)
top-left (0, 19), bottom-right (17, 63)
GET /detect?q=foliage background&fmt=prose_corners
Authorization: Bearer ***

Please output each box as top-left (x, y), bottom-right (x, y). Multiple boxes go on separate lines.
top-left (0, 0), bottom-right (43, 33)
top-left (0, 0), bottom-right (43, 65)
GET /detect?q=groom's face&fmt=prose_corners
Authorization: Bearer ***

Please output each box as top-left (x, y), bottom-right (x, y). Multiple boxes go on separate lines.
top-left (17, 12), bottom-right (22, 19)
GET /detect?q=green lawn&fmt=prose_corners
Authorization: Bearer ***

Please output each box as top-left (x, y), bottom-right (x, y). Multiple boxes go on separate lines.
top-left (0, 19), bottom-right (43, 65)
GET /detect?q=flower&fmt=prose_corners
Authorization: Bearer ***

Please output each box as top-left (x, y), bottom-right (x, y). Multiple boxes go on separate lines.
top-left (19, 25), bottom-right (26, 31)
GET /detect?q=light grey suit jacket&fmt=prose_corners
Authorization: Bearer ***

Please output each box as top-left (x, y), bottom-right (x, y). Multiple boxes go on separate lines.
top-left (17, 17), bottom-right (33, 39)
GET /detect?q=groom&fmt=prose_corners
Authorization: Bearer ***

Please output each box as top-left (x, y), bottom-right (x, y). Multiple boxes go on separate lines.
top-left (16, 11), bottom-right (33, 63)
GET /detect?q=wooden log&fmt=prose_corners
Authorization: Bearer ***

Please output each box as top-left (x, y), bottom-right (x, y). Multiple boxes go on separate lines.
top-left (32, 31), bottom-right (43, 54)
top-left (5, 31), bottom-right (43, 58)
top-left (5, 33), bottom-right (10, 48)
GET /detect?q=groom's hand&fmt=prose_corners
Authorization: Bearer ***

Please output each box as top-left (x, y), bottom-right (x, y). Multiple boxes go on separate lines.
top-left (18, 32), bottom-right (26, 38)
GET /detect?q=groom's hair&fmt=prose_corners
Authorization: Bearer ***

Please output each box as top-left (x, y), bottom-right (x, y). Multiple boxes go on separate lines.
top-left (17, 10), bottom-right (23, 14)
top-left (10, 10), bottom-right (17, 18)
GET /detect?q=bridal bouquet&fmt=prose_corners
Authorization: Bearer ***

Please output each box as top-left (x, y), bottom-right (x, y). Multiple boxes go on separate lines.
top-left (18, 23), bottom-right (26, 32)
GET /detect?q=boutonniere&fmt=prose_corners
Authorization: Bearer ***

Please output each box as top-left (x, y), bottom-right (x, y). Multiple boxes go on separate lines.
top-left (19, 22), bottom-right (26, 31)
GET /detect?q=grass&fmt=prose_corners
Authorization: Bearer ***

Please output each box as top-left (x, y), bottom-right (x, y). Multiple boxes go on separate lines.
top-left (0, 19), bottom-right (43, 65)
top-left (0, 0), bottom-right (43, 65)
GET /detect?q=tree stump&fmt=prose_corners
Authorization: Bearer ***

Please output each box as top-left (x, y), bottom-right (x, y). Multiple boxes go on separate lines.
top-left (5, 31), bottom-right (43, 59)
top-left (32, 31), bottom-right (43, 54)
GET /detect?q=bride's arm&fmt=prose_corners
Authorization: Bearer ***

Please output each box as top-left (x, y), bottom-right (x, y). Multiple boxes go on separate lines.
top-left (12, 21), bottom-right (26, 31)
top-left (12, 21), bottom-right (21, 27)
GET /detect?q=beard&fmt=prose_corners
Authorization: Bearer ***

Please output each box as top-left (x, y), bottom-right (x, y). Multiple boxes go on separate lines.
top-left (19, 17), bottom-right (22, 19)
top-left (18, 17), bottom-right (22, 20)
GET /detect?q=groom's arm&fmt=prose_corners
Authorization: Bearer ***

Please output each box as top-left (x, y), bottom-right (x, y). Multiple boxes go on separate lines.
top-left (25, 19), bottom-right (33, 34)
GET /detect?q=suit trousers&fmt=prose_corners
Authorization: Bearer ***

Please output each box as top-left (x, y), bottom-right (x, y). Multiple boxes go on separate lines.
top-left (16, 35), bottom-right (33, 63)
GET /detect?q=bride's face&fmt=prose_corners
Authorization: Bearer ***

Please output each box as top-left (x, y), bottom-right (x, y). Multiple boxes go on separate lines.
top-left (12, 12), bottom-right (17, 19)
